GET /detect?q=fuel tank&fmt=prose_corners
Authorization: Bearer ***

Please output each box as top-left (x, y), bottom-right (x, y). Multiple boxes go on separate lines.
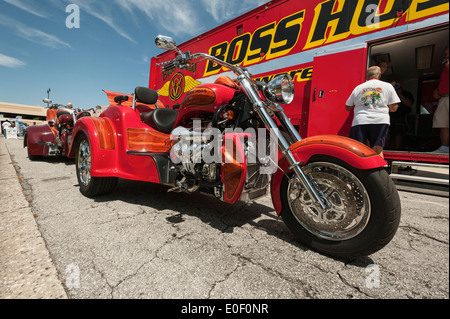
top-left (58, 114), bottom-right (74, 125)
top-left (174, 83), bottom-right (239, 127)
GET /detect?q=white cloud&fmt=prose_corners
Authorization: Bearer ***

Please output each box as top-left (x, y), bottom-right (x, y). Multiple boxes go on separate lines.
top-left (21, 27), bottom-right (72, 49)
top-left (3, 0), bottom-right (48, 18)
top-left (0, 13), bottom-right (71, 49)
top-left (201, 0), bottom-right (232, 22)
top-left (34, 0), bottom-right (268, 46)
top-left (114, 0), bottom-right (206, 37)
top-left (118, 0), bottom-right (267, 38)
top-left (0, 53), bottom-right (26, 68)
top-left (70, 0), bottom-right (136, 43)
top-left (200, 0), bottom-right (267, 23)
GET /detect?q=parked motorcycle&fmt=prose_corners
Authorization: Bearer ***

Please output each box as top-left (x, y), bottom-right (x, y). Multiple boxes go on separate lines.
top-left (70, 35), bottom-right (401, 258)
top-left (24, 104), bottom-right (91, 159)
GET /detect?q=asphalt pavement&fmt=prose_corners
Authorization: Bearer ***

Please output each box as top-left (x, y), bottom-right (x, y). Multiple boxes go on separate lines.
top-left (0, 136), bottom-right (448, 301)
top-left (0, 136), bottom-right (67, 298)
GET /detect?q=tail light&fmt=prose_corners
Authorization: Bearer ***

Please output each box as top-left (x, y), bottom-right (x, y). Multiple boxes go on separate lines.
top-left (91, 118), bottom-right (115, 150)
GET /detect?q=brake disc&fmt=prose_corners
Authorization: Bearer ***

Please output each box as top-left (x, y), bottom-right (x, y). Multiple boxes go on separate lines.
top-left (288, 171), bottom-right (360, 234)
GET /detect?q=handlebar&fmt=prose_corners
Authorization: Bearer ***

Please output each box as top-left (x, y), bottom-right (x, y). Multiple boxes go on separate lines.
top-left (156, 51), bottom-right (247, 77)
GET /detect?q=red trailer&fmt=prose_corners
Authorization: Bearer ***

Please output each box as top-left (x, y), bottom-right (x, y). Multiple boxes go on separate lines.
top-left (150, 0), bottom-right (449, 185)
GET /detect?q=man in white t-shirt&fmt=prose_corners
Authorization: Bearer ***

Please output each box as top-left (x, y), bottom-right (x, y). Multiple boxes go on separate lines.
top-left (2, 120), bottom-right (11, 137)
top-left (346, 66), bottom-right (400, 158)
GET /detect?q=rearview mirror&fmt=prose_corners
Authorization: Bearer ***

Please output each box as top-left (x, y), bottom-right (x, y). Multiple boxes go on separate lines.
top-left (155, 35), bottom-right (177, 51)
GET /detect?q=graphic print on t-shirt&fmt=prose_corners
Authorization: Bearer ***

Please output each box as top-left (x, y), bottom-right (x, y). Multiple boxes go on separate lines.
top-left (361, 87), bottom-right (383, 108)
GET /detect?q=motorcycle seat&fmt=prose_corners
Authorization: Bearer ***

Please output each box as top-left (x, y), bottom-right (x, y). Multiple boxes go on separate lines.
top-left (140, 108), bottom-right (178, 134)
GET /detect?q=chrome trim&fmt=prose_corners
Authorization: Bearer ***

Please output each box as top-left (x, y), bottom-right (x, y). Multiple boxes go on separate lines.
top-left (275, 105), bottom-right (302, 142)
top-left (238, 76), bottom-right (328, 211)
top-left (287, 162), bottom-right (371, 241)
top-left (77, 139), bottom-right (91, 186)
top-left (155, 39), bottom-right (328, 211)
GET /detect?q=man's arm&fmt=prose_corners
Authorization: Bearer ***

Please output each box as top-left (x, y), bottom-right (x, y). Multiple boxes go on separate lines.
top-left (346, 104), bottom-right (354, 111)
top-left (388, 103), bottom-right (399, 112)
top-left (396, 89), bottom-right (413, 107)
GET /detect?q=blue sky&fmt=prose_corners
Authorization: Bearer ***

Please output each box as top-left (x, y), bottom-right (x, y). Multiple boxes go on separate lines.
top-left (0, 0), bottom-right (266, 109)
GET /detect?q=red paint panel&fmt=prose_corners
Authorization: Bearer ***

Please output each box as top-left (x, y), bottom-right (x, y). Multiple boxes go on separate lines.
top-left (307, 47), bottom-right (367, 137)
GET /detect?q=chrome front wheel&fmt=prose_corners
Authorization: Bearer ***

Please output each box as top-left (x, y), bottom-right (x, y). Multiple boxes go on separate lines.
top-left (287, 162), bottom-right (371, 241)
top-left (281, 155), bottom-right (401, 259)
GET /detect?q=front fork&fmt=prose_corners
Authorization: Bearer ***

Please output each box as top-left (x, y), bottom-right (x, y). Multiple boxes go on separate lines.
top-left (238, 76), bottom-right (329, 212)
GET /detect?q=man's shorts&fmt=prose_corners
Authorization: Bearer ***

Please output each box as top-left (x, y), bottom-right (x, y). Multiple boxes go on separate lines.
top-left (349, 124), bottom-right (390, 148)
top-left (433, 96), bottom-right (449, 128)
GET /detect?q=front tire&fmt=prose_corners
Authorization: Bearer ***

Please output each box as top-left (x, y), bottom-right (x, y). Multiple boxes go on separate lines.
top-left (76, 133), bottom-right (118, 197)
top-left (281, 155), bottom-right (401, 259)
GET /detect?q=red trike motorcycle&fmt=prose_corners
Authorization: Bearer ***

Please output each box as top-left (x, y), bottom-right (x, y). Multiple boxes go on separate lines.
top-left (24, 104), bottom-right (91, 159)
top-left (68, 35), bottom-right (401, 258)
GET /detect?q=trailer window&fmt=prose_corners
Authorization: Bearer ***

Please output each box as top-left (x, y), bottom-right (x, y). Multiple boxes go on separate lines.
top-left (236, 24), bottom-right (243, 35)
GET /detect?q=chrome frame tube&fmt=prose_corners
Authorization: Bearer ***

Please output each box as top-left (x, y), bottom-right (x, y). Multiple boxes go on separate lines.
top-left (274, 104), bottom-right (302, 142)
top-left (156, 45), bottom-right (328, 211)
top-left (238, 76), bottom-right (328, 211)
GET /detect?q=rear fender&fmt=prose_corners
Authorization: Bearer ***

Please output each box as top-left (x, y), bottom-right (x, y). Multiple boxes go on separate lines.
top-left (68, 117), bottom-right (117, 176)
top-left (69, 114), bottom-right (161, 183)
top-left (25, 124), bottom-right (55, 156)
top-left (271, 135), bottom-right (386, 215)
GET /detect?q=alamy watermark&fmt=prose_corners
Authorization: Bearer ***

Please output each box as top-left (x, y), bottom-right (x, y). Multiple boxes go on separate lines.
top-left (365, 4), bottom-right (381, 29)
top-left (170, 120), bottom-right (279, 175)
top-left (365, 264), bottom-right (380, 289)
top-left (65, 263), bottom-right (80, 290)
top-left (66, 4), bottom-right (80, 29)
top-left (64, 3), bottom-right (383, 30)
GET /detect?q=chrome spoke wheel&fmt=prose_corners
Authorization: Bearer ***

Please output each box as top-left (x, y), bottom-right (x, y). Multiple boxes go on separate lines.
top-left (287, 162), bottom-right (371, 241)
top-left (77, 139), bottom-right (91, 186)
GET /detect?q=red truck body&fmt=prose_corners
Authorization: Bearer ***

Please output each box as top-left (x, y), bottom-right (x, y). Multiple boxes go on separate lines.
top-left (150, 0), bottom-right (449, 164)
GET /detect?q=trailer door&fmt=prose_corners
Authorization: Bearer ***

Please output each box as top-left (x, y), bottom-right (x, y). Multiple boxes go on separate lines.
top-left (307, 45), bottom-right (368, 137)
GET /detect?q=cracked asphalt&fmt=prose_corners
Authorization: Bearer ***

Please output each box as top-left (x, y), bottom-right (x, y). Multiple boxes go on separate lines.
top-left (1, 137), bottom-right (449, 300)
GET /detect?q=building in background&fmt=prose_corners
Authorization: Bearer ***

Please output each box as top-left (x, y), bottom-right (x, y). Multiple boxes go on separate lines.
top-left (0, 101), bottom-right (47, 126)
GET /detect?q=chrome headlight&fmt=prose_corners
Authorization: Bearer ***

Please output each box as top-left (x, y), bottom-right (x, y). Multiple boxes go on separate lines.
top-left (264, 74), bottom-right (294, 105)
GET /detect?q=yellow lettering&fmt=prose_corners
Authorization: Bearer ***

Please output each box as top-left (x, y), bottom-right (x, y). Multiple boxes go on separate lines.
top-left (304, 0), bottom-right (350, 50)
top-left (203, 41), bottom-right (229, 77)
top-left (265, 11), bottom-right (305, 60)
top-left (350, 0), bottom-right (399, 35)
top-left (243, 22), bottom-right (276, 67)
top-left (203, 11), bottom-right (304, 77)
top-left (407, 0), bottom-right (449, 22)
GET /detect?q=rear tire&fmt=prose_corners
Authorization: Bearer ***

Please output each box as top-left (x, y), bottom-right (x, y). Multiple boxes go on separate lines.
top-left (28, 154), bottom-right (41, 161)
top-left (76, 133), bottom-right (118, 197)
top-left (280, 155), bottom-right (401, 259)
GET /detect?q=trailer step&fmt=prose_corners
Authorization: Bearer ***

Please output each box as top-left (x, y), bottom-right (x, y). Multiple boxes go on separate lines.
top-left (389, 173), bottom-right (449, 185)
top-left (391, 161), bottom-right (448, 169)
top-left (389, 161), bottom-right (449, 186)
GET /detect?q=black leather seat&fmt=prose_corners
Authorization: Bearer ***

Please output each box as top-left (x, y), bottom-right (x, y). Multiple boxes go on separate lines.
top-left (140, 108), bottom-right (178, 134)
